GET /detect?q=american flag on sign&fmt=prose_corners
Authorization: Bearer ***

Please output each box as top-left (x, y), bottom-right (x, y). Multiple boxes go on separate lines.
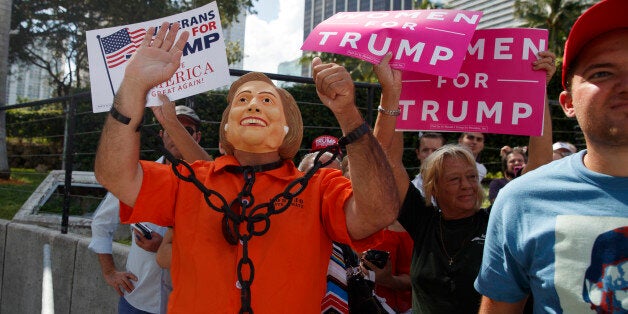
top-left (100, 28), bottom-right (146, 68)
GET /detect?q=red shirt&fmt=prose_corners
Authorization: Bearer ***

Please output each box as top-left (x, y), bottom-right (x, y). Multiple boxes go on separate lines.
top-left (120, 155), bottom-right (381, 313)
top-left (372, 229), bottom-right (413, 312)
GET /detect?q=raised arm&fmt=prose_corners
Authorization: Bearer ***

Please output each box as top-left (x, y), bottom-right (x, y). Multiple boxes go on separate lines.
top-left (311, 57), bottom-right (399, 240)
top-left (94, 22), bottom-right (189, 206)
top-left (522, 50), bottom-right (556, 174)
top-left (152, 95), bottom-right (212, 162)
top-left (372, 53), bottom-right (410, 200)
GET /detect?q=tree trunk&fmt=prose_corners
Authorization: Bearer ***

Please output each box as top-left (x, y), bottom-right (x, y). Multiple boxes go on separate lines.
top-left (0, 0), bottom-right (13, 180)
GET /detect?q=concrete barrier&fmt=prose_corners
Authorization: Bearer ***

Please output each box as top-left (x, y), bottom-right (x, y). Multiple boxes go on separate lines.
top-left (0, 220), bottom-right (129, 313)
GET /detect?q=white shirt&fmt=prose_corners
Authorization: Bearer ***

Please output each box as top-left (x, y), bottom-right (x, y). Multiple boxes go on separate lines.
top-left (411, 174), bottom-right (425, 196)
top-left (89, 157), bottom-right (168, 313)
top-left (476, 162), bottom-right (487, 182)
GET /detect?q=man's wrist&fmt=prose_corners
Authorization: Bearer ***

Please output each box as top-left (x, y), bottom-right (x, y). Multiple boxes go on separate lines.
top-left (109, 85), bottom-right (146, 132)
top-left (109, 103), bottom-right (144, 132)
top-left (339, 121), bottom-right (371, 148)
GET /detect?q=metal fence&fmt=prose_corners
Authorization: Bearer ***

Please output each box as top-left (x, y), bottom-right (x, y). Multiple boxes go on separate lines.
top-left (0, 69), bottom-right (583, 232)
top-left (0, 70), bottom-right (381, 233)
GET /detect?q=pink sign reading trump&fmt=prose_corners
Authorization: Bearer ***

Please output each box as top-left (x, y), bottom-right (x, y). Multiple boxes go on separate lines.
top-left (301, 9), bottom-right (482, 78)
top-left (397, 28), bottom-right (549, 136)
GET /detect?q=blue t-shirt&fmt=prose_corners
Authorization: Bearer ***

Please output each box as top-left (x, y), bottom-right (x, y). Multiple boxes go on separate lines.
top-left (474, 150), bottom-right (628, 313)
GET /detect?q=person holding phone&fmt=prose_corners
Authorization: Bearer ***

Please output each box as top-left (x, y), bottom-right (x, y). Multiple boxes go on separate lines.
top-left (488, 146), bottom-right (527, 204)
top-left (89, 103), bottom-right (204, 314)
top-left (360, 221), bottom-right (413, 314)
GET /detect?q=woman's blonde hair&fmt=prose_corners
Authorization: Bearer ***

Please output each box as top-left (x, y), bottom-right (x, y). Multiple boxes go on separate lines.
top-left (421, 144), bottom-right (485, 209)
top-left (219, 72), bottom-right (303, 160)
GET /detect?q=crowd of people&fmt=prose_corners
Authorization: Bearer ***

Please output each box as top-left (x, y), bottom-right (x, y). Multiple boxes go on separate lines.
top-left (89, 0), bottom-right (627, 313)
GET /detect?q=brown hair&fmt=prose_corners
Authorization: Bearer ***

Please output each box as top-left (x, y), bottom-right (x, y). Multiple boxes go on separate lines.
top-left (219, 72), bottom-right (303, 160)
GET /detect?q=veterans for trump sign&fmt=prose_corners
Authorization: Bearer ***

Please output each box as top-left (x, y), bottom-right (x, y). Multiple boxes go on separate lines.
top-left (301, 9), bottom-right (482, 78)
top-left (397, 28), bottom-right (549, 136)
top-left (86, 1), bottom-right (230, 113)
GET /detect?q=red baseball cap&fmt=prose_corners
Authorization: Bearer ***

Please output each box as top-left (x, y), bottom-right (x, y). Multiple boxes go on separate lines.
top-left (562, 0), bottom-right (628, 89)
top-left (311, 135), bottom-right (340, 153)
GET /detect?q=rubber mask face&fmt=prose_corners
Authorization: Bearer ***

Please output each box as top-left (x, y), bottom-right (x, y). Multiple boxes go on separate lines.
top-left (225, 80), bottom-right (288, 153)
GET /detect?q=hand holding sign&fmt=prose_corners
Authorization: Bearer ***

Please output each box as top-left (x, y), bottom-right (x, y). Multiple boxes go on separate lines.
top-left (533, 50), bottom-right (556, 85)
top-left (124, 22), bottom-right (190, 93)
top-left (373, 53), bottom-right (402, 97)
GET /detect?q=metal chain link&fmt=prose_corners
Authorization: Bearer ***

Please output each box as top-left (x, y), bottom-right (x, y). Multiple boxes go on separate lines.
top-left (159, 145), bottom-right (341, 313)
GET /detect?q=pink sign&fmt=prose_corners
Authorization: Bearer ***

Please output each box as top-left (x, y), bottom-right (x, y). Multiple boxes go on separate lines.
top-left (397, 28), bottom-right (549, 136)
top-left (301, 10), bottom-right (482, 78)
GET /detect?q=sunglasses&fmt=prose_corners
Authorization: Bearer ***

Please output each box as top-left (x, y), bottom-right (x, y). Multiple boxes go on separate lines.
top-left (184, 126), bottom-right (197, 135)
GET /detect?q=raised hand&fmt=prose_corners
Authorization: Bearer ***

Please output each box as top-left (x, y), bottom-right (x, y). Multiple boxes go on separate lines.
top-left (373, 52), bottom-right (402, 97)
top-left (124, 21), bottom-right (190, 91)
top-left (311, 57), bottom-right (355, 115)
top-left (151, 94), bottom-right (179, 128)
top-left (534, 50), bottom-right (557, 85)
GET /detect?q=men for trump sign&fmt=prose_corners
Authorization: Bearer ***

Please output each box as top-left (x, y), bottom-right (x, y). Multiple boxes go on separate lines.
top-left (397, 28), bottom-right (549, 136)
top-left (86, 1), bottom-right (230, 113)
top-left (301, 9), bottom-right (482, 78)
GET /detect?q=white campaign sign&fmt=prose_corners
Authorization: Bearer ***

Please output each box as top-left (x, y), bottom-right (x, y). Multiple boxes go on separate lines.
top-left (86, 1), bottom-right (230, 113)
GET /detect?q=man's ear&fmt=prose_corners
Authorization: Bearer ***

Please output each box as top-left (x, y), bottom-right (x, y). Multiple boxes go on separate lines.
top-left (194, 131), bottom-right (201, 143)
top-left (559, 91), bottom-right (576, 118)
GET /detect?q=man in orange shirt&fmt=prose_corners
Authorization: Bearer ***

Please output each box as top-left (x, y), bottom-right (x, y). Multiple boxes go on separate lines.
top-left (95, 22), bottom-right (399, 313)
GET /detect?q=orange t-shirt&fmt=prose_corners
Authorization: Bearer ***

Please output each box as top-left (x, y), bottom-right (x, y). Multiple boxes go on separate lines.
top-left (120, 155), bottom-right (382, 313)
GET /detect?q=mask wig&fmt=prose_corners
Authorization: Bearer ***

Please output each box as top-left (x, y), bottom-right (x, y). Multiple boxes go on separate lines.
top-left (219, 72), bottom-right (303, 160)
top-left (420, 144), bottom-right (485, 209)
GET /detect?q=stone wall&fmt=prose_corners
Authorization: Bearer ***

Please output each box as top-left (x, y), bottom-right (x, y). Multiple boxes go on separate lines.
top-left (0, 220), bottom-right (125, 313)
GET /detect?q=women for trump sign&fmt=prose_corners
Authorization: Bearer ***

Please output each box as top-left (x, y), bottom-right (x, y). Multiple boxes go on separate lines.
top-left (397, 28), bottom-right (549, 136)
top-left (301, 9), bottom-right (482, 78)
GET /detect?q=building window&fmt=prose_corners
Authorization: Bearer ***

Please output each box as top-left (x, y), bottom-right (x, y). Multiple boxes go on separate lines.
top-left (359, 0), bottom-right (371, 11)
top-left (372, 0), bottom-right (390, 11)
top-left (304, 0), bottom-right (313, 40)
top-left (324, 0), bottom-right (335, 19)
top-left (348, 0), bottom-right (358, 11)
top-left (336, 0), bottom-right (346, 12)
top-left (314, 0), bottom-right (324, 26)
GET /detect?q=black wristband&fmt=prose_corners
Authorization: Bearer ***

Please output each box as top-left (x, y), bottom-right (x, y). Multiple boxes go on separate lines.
top-left (109, 105), bottom-right (143, 132)
top-left (109, 105), bottom-right (131, 125)
top-left (338, 121), bottom-right (370, 148)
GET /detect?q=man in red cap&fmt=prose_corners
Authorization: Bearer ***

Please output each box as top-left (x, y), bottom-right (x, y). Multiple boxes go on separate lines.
top-left (475, 0), bottom-right (628, 312)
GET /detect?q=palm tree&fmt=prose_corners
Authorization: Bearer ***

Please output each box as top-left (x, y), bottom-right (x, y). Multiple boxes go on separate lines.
top-left (514, 0), bottom-right (595, 57)
top-left (416, 0), bottom-right (440, 9)
top-left (514, 0), bottom-right (596, 93)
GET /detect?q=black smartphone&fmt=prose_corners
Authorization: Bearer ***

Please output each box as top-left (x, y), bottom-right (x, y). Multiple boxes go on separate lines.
top-left (133, 223), bottom-right (153, 240)
top-left (363, 249), bottom-right (390, 270)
